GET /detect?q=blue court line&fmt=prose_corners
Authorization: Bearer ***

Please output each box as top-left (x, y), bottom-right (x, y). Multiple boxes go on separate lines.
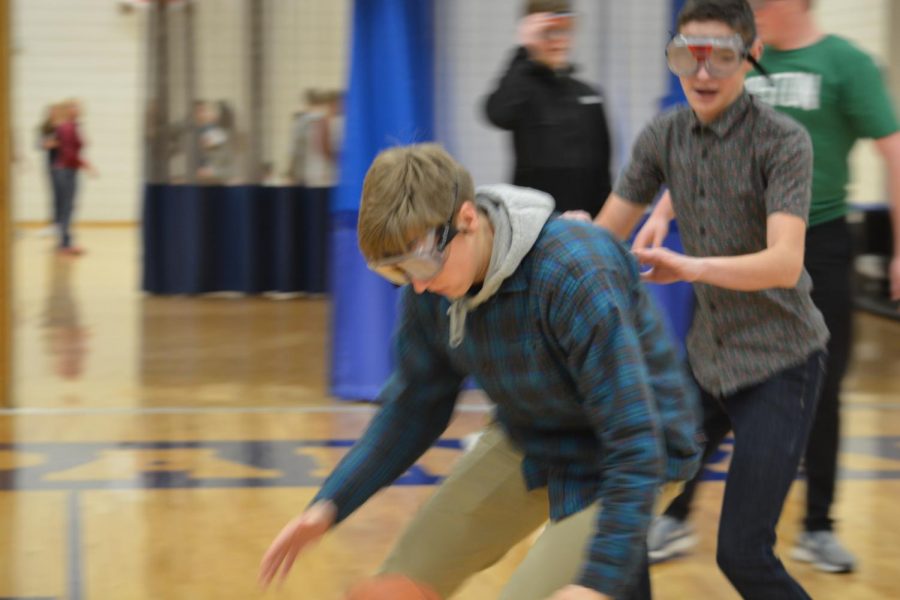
top-left (0, 405), bottom-right (493, 416)
top-left (0, 437), bottom-right (898, 492)
top-left (67, 493), bottom-right (82, 600)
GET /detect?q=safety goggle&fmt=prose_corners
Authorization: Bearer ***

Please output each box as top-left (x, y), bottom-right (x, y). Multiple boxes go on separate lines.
top-left (541, 11), bottom-right (575, 41)
top-left (666, 34), bottom-right (761, 79)
top-left (368, 219), bottom-right (459, 286)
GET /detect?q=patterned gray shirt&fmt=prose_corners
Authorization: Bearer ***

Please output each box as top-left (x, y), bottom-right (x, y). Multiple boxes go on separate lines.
top-left (615, 92), bottom-right (828, 396)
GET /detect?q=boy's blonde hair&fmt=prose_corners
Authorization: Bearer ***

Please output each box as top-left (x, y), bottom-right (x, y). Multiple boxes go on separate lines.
top-left (358, 144), bottom-right (474, 262)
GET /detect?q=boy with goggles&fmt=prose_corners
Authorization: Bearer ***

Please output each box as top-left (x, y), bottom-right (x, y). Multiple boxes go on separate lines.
top-left (647, 0), bottom-right (900, 578)
top-left (586, 0), bottom-right (827, 598)
top-left (368, 184), bottom-right (460, 285)
top-left (367, 221), bottom-right (457, 285)
top-left (260, 143), bottom-right (701, 600)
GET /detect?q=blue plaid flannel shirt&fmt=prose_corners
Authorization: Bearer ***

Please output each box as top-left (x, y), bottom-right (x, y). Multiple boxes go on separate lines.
top-left (314, 219), bottom-right (700, 597)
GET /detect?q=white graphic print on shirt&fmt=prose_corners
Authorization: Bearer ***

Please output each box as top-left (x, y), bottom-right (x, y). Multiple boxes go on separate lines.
top-left (746, 72), bottom-right (822, 111)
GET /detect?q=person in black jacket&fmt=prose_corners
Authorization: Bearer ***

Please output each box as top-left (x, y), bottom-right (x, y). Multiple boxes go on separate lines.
top-left (485, 0), bottom-right (612, 215)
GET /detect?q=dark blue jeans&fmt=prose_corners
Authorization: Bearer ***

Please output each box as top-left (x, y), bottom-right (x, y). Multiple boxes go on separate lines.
top-left (664, 351), bottom-right (824, 599)
top-left (47, 161), bottom-right (62, 225)
top-left (803, 218), bottom-right (853, 532)
top-left (52, 167), bottom-right (78, 248)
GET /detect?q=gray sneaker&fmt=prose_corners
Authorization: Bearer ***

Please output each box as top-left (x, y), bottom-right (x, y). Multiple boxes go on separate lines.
top-left (791, 531), bottom-right (857, 573)
top-left (647, 515), bottom-right (697, 563)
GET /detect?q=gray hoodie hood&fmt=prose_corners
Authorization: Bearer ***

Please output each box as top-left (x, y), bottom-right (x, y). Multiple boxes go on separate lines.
top-left (447, 184), bottom-right (555, 347)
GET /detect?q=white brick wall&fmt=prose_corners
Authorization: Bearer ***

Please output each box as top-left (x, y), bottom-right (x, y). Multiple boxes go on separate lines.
top-left (11, 0), bottom-right (350, 223)
top-left (599, 0), bottom-right (670, 174)
top-left (12, 0), bottom-right (146, 222)
top-left (815, 0), bottom-right (886, 60)
top-left (433, 0), bottom-right (517, 188)
top-left (263, 0), bottom-right (349, 178)
top-left (157, 0), bottom-right (349, 183)
top-left (814, 0), bottom-right (893, 204)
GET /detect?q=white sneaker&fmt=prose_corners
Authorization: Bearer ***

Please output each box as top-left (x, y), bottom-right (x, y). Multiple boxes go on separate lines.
top-left (791, 531), bottom-right (856, 573)
top-left (647, 515), bottom-right (697, 563)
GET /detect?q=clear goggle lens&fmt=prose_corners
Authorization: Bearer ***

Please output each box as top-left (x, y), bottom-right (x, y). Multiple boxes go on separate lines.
top-left (368, 222), bottom-right (458, 286)
top-left (666, 35), bottom-right (747, 78)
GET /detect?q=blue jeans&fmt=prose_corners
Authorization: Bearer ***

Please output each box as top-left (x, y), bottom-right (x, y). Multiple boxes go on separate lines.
top-left (52, 168), bottom-right (78, 248)
top-left (47, 161), bottom-right (62, 224)
top-left (665, 351), bottom-right (824, 599)
top-left (803, 218), bottom-right (853, 532)
top-left (716, 352), bottom-right (825, 600)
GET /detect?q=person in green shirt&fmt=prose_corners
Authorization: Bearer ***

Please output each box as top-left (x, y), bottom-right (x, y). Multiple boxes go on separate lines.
top-left (645, 0), bottom-right (900, 575)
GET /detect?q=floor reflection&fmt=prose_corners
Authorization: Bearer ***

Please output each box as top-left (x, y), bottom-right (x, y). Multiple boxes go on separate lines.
top-left (41, 254), bottom-right (88, 381)
top-left (15, 229), bottom-right (329, 408)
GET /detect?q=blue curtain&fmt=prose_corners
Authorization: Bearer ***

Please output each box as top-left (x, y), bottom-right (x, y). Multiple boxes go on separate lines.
top-left (329, 0), bottom-right (435, 400)
top-left (142, 185), bottom-right (329, 294)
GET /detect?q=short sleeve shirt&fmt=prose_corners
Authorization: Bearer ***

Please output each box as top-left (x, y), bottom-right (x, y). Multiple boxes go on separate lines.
top-left (746, 35), bottom-right (900, 225)
top-left (614, 92), bottom-right (829, 396)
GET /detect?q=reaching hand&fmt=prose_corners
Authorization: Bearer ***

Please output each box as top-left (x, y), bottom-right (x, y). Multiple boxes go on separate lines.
top-left (258, 500), bottom-right (337, 589)
top-left (546, 584), bottom-right (611, 600)
top-left (517, 12), bottom-right (572, 70)
top-left (517, 12), bottom-right (551, 50)
top-left (632, 247), bottom-right (703, 285)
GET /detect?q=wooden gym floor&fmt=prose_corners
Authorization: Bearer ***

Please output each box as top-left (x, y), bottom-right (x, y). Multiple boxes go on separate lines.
top-left (4, 227), bottom-right (900, 599)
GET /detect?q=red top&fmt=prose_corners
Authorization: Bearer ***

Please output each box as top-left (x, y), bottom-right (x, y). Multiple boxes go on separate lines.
top-left (54, 121), bottom-right (84, 169)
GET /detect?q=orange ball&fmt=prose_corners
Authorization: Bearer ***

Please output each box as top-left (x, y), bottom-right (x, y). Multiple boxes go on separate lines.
top-left (345, 574), bottom-right (442, 600)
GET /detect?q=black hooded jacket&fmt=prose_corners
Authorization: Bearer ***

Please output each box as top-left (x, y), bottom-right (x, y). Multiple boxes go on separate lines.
top-left (485, 47), bottom-right (612, 215)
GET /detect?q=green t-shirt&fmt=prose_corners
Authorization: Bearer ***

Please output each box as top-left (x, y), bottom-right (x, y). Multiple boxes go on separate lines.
top-left (745, 35), bottom-right (900, 226)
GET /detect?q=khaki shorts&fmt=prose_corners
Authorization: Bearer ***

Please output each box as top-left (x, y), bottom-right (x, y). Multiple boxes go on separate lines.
top-left (379, 423), bottom-right (600, 600)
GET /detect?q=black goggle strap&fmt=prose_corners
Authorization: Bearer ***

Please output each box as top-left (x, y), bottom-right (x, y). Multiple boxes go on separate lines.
top-left (436, 179), bottom-right (461, 252)
top-left (435, 220), bottom-right (457, 253)
top-left (746, 53), bottom-right (774, 85)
